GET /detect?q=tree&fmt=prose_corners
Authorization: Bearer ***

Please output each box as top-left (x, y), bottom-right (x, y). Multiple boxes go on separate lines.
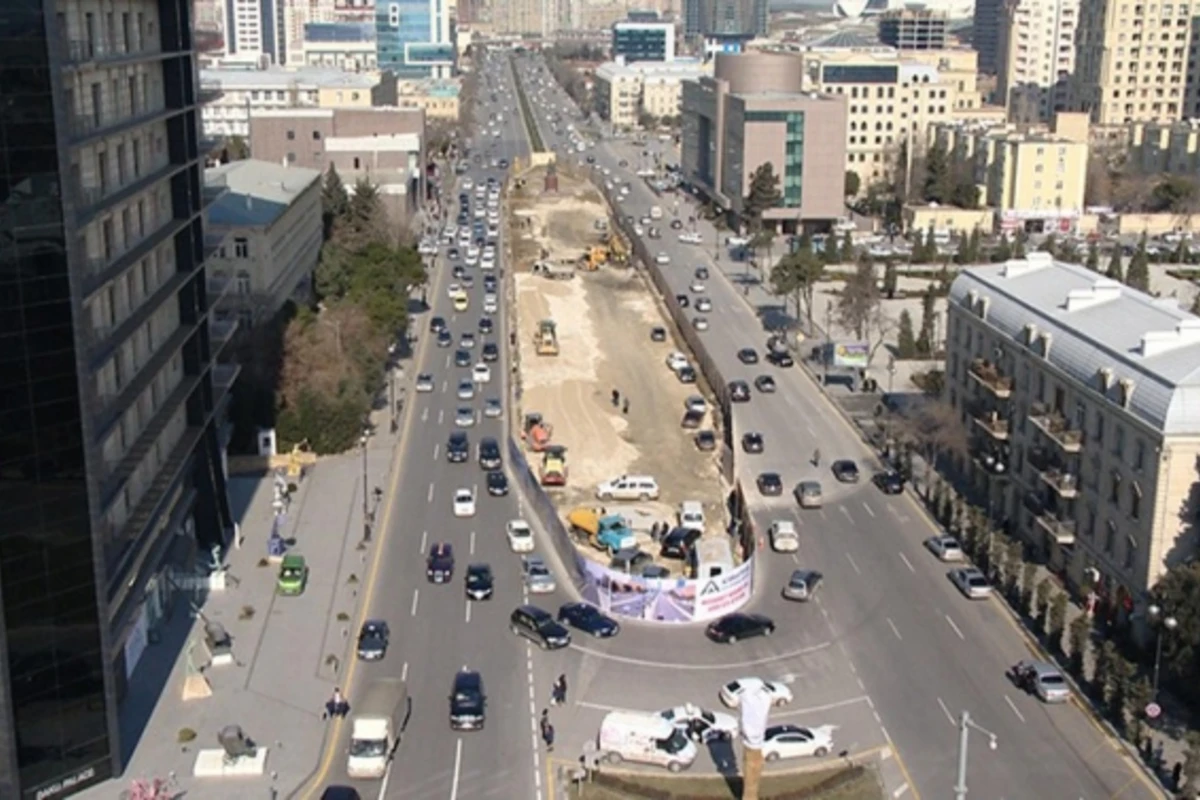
top-left (224, 135), bottom-right (250, 162)
top-left (1068, 615), bottom-right (1091, 679)
top-left (840, 232), bottom-right (855, 264)
top-left (837, 259), bottom-right (879, 339)
top-left (1149, 174), bottom-right (1200, 213)
top-left (844, 170), bottom-right (861, 197)
top-left (1105, 248), bottom-right (1125, 282)
top-left (992, 233), bottom-right (1012, 262)
top-left (915, 283), bottom-right (937, 356)
top-left (896, 309), bottom-right (917, 358)
top-left (1192, 293), bottom-right (1200, 315)
top-left (1048, 592), bottom-right (1069, 652)
top-left (1174, 239), bottom-right (1192, 265)
top-left (1126, 233), bottom-right (1151, 292)
top-left (1085, 242), bottom-right (1100, 272)
top-left (1013, 229), bottom-right (1027, 259)
top-left (321, 165), bottom-right (349, 237)
top-left (638, 111), bottom-right (659, 130)
top-left (967, 227), bottom-right (982, 263)
top-left (1040, 233), bottom-right (1058, 257)
top-left (743, 163), bottom-right (782, 228)
top-left (1126, 675), bottom-right (1153, 744)
top-left (1085, 153), bottom-right (1114, 207)
top-left (922, 142), bottom-right (952, 204)
top-left (1095, 639), bottom-right (1118, 706)
top-left (1183, 731), bottom-right (1200, 793)
top-left (891, 401), bottom-right (968, 481)
top-left (882, 260), bottom-right (899, 299)
top-left (1020, 563), bottom-right (1037, 617)
top-left (770, 249), bottom-right (825, 329)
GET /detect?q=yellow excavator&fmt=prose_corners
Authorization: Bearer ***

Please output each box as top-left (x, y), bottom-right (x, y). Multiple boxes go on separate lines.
top-left (608, 233), bottom-right (629, 265)
top-left (534, 319), bottom-right (559, 356)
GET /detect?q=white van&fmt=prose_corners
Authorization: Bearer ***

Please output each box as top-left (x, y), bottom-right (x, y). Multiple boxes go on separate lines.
top-left (679, 501), bottom-right (705, 532)
top-left (596, 475), bottom-right (660, 502)
top-left (598, 711), bottom-right (697, 773)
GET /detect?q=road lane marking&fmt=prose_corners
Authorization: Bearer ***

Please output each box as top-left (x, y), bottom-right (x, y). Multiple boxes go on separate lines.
top-left (845, 553), bottom-right (862, 576)
top-left (886, 618), bottom-right (902, 641)
top-left (862, 502), bottom-right (876, 517)
top-left (377, 760), bottom-right (393, 799)
top-left (936, 697), bottom-right (955, 726)
top-left (420, 530), bottom-right (428, 552)
top-left (898, 552), bottom-right (916, 573)
top-left (567, 640), bottom-right (831, 670)
top-left (465, 601), bottom-right (472, 623)
top-left (1004, 695), bottom-right (1026, 723)
top-left (449, 738), bottom-right (463, 800)
top-left (422, 407), bottom-right (429, 422)
top-left (944, 614), bottom-right (966, 641)
top-left (438, 409), bottom-right (445, 425)
top-left (433, 443), bottom-right (440, 460)
top-left (445, 354), bottom-right (451, 369)
top-left (893, 783), bottom-right (910, 798)
top-left (470, 530), bottom-right (476, 555)
top-left (839, 505), bottom-right (853, 522)
top-left (428, 482), bottom-right (435, 503)
top-left (410, 589), bottom-right (420, 616)
top-left (401, 661), bottom-right (408, 682)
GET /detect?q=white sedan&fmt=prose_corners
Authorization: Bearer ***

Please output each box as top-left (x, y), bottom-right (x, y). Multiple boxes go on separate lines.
top-left (447, 282), bottom-right (462, 298)
top-left (655, 253), bottom-right (671, 265)
top-left (453, 488), bottom-right (476, 518)
top-left (665, 351), bottom-right (689, 372)
top-left (762, 724), bottom-right (837, 761)
top-left (472, 363), bottom-right (491, 384)
top-left (925, 535), bottom-right (964, 562)
top-left (506, 519), bottom-right (535, 552)
top-left (949, 567), bottom-right (992, 599)
top-left (719, 677), bottom-right (794, 709)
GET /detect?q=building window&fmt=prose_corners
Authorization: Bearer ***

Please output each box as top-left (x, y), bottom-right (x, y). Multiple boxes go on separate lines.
top-left (1114, 425), bottom-right (1125, 458)
top-left (234, 237), bottom-right (249, 258)
top-left (312, 130), bottom-right (321, 140)
top-left (1104, 520), bottom-right (1116, 554)
top-left (1093, 412), bottom-right (1105, 444)
top-left (1123, 535), bottom-right (1136, 570)
top-left (286, 130), bottom-right (295, 140)
top-left (1130, 482), bottom-right (1142, 519)
top-left (236, 270), bottom-right (251, 294)
top-left (1110, 471), bottom-right (1122, 505)
top-left (1133, 439), bottom-right (1146, 471)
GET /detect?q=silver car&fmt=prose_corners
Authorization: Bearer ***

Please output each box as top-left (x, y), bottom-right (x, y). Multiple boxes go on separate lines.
top-left (456, 380), bottom-right (475, 400)
top-left (782, 570), bottom-right (823, 602)
top-left (415, 373), bottom-right (435, 393)
top-left (695, 297), bottom-right (713, 312)
top-left (484, 398), bottom-right (504, 418)
top-left (455, 407), bottom-right (476, 428)
top-left (1026, 661), bottom-right (1070, 703)
top-left (522, 556), bottom-right (557, 594)
top-left (949, 567), bottom-right (992, 599)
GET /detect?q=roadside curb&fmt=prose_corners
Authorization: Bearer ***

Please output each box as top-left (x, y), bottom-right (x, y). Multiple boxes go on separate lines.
top-left (585, 743), bottom-right (887, 781)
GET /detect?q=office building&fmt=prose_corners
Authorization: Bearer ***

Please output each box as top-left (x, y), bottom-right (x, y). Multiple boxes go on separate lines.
top-left (205, 161), bottom-right (323, 327)
top-left (703, 0), bottom-right (769, 38)
top-left (249, 106), bottom-right (427, 220)
top-left (799, 45), bottom-right (1002, 186)
top-left (972, 0), bottom-right (1003, 73)
top-left (280, 0), bottom-right (374, 68)
top-left (613, 21), bottom-right (677, 63)
top-left (681, 52), bottom-right (849, 228)
top-left (200, 67), bottom-right (398, 138)
top-left (878, 9), bottom-right (948, 51)
top-left (1125, 119), bottom-right (1200, 174)
top-left (223, 0), bottom-right (282, 65)
top-left (496, 0), bottom-right (548, 37)
top-left (683, 0), bottom-right (704, 36)
top-left (995, 0), bottom-right (1078, 126)
top-left (297, 22), bottom-right (379, 72)
top-left (0, 1), bottom-right (236, 798)
top-left (396, 80), bottom-right (462, 121)
top-left (934, 112), bottom-right (1090, 233)
top-left (375, 0), bottom-right (455, 78)
top-left (594, 59), bottom-right (710, 128)
top-left (1073, 0), bottom-right (1193, 125)
top-left (948, 255), bottom-right (1200, 609)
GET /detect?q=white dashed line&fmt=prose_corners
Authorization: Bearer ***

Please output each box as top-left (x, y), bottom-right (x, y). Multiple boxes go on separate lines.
top-left (420, 530), bottom-right (428, 552)
top-left (862, 502), bottom-right (876, 517)
top-left (936, 697), bottom-right (956, 726)
top-left (886, 617), bottom-right (902, 640)
top-left (433, 443), bottom-right (440, 460)
top-left (401, 661), bottom-right (409, 682)
top-left (1004, 694), bottom-right (1027, 723)
top-left (893, 783), bottom-right (911, 798)
top-left (448, 738), bottom-right (463, 800)
top-left (845, 553), bottom-right (862, 576)
top-left (421, 407), bottom-right (429, 422)
top-left (465, 602), bottom-right (472, 623)
top-left (469, 531), bottom-right (476, 555)
top-left (438, 409), bottom-right (445, 425)
top-left (944, 614), bottom-right (966, 641)
top-left (427, 483), bottom-right (435, 503)
top-left (410, 589), bottom-right (420, 616)
top-left (898, 552), bottom-right (916, 573)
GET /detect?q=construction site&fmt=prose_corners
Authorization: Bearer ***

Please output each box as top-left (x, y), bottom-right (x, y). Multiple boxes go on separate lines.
top-left (506, 161), bottom-right (727, 576)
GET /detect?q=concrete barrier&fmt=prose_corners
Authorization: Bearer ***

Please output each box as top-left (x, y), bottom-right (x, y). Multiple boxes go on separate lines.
top-left (507, 436), bottom-right (587, 594)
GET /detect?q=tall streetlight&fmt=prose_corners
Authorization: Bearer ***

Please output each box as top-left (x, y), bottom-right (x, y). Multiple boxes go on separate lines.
top-left (360, 432), bottom-right (371, 542)
top-left (1148, 603), bottom-right (1178, 696)
top-left (823, 300), bottom-right (833, 384)
top-left (953, 710), bottom-right (998, 800)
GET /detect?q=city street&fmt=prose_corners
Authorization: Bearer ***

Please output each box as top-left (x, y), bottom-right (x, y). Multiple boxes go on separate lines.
top-left (513, 53), bottom-right (1165, 800)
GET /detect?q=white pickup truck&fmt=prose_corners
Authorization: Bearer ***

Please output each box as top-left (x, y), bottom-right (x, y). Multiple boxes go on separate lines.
top-left (347, 679), bottom-right (409, 779)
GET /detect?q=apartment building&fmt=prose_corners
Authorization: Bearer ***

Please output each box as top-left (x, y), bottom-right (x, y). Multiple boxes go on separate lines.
top-left (495, 0), bottom-right (548, 38)
top-left (934, 112), bottom-right (1090, 233)
top-left (282, 0), bottom-right (374, 67)
top-left (0, 1), bottom-right (235, 797)
top-left (996, 0), bottom-right (1079, 126)
top-left (297, 21), bottom-right (378, 72)
top-left (800, 45), bottom-right (1004, 186)
top-left (396, 79), bottom-right (462, 121)
top-left (200, 67), bottom-right (398, 138)
top-left (878, 9), bottom-right (949, 51)
top-left (1072, 0), bottom-right (1194, 125)
top-left (1125, 118), bottom-right (1200, 173)
top-left (593, 59), bottom-right (710, 128)
top-left (205, 160), bottom-right (323, 326)
top-left (612, 20), bottom-right (677, 62)
top-left (223, 0), bottom-right (281, 66)
top-left (948, 255), bottom-right (1200, 612)
top-left (973, 0), bottom-right (1005, 73)
top-left (249, 106), bottom-right (427, 220)
top-left (681, 52), bottom-right (849, 229)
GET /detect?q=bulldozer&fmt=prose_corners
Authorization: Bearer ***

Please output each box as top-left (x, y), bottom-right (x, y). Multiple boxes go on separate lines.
top-left (580, 245), bottom-right (608, 271)
top-left (522, 413), bottom-right (553, 452)
top-left (540, 446), bottom-right (568, 487)
top-left (607, 233), bottom-right (629, 265)
top-left (534, 319), bottom-right (559, 356)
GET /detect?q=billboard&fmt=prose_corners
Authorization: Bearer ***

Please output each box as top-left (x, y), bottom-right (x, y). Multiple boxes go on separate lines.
top-left (573, 550), bottom-right (754, 623)
top-left (830, 342), bottom-right (868, 369)
top-left (693, 559), bottom-right (755, 621)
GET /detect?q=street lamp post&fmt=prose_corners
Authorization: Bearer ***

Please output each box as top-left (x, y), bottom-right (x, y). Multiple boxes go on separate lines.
top-left (953, 710), bottom-right (998, 800)
top-left (823, 301), bottom-right (833, 384)
top-left (360, 432), bottom-right (371, 542)
top-left (1148, 604), bottom-right (1179, 696)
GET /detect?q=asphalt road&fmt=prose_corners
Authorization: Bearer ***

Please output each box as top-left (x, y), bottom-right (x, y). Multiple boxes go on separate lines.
top-left (513, 54), bottom-right (1164, 800)
top-left (308, 53), bottom-right (578, 800)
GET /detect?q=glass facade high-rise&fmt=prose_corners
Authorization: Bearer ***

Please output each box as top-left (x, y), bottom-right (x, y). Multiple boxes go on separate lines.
top-left (612, 22), bottom-right (676, 63)
top-left (375, 0), bottom-right (455, 79)
top-left (0, 0), bottom-right (235, 798)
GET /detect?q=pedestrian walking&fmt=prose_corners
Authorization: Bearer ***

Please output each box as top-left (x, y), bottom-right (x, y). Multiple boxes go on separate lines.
top-left (325, 688), bottom-right (348, 719)
top-left (622, 398), bottom-right (629, 414)
top-left (611, 388), bottom-right (620, 407)
top-left (1173, 761), bottom-right (1184, 790)
top-left (554, 674), bottom-right (568, 705)
top-left (540, 710), bottom-right (555, 752)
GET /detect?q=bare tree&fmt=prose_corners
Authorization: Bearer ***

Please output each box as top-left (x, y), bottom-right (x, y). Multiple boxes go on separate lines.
top-left (1085, 154), bottom-right (1114, 207)
top-left (836, 259), bottom-right (880, 340)
top-left (863, 306), bottom-right (897, 365)
top-left (892, 401), bottom-right (969, 480)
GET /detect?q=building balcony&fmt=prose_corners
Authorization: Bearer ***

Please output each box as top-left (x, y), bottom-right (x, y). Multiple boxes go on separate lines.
top-left (970, 405), bottom-right (1010, 440)
top-left (207, 272), bottom-right (234, 306)
top-left (1038, 468), bottom-right (1081, 499)
top-left (1035, 512), bottom-right (1077, 546)
top-left (1029, 406), bottom-right (1084, 453)
top-left (972, 444), bottom-right (1010, 477)
top-left (968, 358), bottom-right (1014, 398)
top-left (67, 95), bottom-right (179, 147)
top-left (209, 315), bottom-right (239, 356)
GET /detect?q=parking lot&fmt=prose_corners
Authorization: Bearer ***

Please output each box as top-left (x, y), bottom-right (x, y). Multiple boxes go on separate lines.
top-left (508, 166), bottom-right (727, 569)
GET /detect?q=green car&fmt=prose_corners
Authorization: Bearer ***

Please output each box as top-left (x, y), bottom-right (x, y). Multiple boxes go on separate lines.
top-left (277, 554), bottom-right (308, 595)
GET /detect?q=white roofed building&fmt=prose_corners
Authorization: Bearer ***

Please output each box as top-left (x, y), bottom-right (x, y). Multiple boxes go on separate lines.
top-left (947, 254), bottom-right (1200, 611)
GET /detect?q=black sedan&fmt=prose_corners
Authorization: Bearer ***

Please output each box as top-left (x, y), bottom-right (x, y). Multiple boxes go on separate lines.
top-left (454, 349), bottom-right (472, 367)
top-left (482, 342), bottom-right (500, 362)
top-left (670, 219), bottom-right (683, 230)
top-left (437, 330), bottom-right (454, 348)
top-left (356, 619), bottom-right (390, 660)
top-left (768, 350), bottom-right (795, 368)
top-left (737, 348), bottom-right (759, 365)
top-left (486, 470), bottom-right (509, 496)
top-left (478, 317), bottom-right (494, 334)
top-left (430, 316), bottom-right (447, 333)
top-left (873, 470), bottom-right (905, 494)
top-left (757, 472), bottom-right (784, 496)
top-left (729, 380), bottom-right (751, 402)
top-left (706, 613), bottom-right (776, 644)
top-left (754, 375), bottom-right (777, 393)
top-left (676, 294), bottom-right (690, 309)
top-left (465, 564), bottom-right (494, 600)
top-left (832, 460), bottom-right (861, 483)
top-left (558, 602), bottom-right (620, 637)
top-left (694, 430), bottom-right (717, 451)
top-left (742, 432), bottom-right (765, 453)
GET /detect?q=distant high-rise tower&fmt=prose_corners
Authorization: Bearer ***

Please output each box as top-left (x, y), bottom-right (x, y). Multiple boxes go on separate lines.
top-left (878, 9), bottom-right (948, 50)
top-left (376, 0), bottom-right (455, 77)
top-left (997, 0), bottom-right (1078, 125)
top-left (223, 0), bottom-right (283, 64)
top-left (972, 0), bottom-right (1004, 73)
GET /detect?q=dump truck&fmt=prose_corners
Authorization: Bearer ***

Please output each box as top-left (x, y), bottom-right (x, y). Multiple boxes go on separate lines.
top-left (567, 507), bottom-right (637, 554)
top-left (533, 260), bottom-right (576, 280)
top-left (347, 679), bottom-right (409, 779)
top-left (535, 319), bottom-right (559, 356)
top-left (522, 413), bottom-right (553, 452)
top-left (540, 445), bottom-right (568, 487)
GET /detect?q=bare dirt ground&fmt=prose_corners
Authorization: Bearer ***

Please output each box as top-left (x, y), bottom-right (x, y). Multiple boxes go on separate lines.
top-left (509, 170), bottom-right (727, 568)
top-left (508, 167), bottom-right (607, 268)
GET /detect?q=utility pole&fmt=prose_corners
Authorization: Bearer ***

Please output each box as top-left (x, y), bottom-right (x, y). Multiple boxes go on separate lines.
top-left (953, 710), bottom-right (997, 800)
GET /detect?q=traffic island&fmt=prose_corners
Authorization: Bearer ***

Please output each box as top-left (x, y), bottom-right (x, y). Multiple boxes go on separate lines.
top-left (573, 762), bottom-right (883, 800)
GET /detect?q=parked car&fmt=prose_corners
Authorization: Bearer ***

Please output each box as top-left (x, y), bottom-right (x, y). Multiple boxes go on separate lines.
top-left (949, 567), bottom-right (992, 599)
top-left (719, 677), bottom-right (794, 708)
top-left (925, 536), bottom-right (964, 562)
top-left (873, 470), bottom-right (905, 494)
top-left (831, 460), bottom-right (860, 483)
top-left (762, 725), bottom-right (837, 760)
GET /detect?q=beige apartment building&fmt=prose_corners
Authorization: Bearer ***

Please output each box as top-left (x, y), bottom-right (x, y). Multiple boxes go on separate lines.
top-left (593, 59), bottom-right (710, 128)
top-left (396, 80), bottom-right (462, 121)
top-left (799, 46), bottom-right (1004, 187)
top-left (204, 160), bottom-right (323, 327)
top-left (1125, 118), bottom-right (1200, 173)
top-left (996, 0), bottom-right (1079, 125)
top-left (1072, 0), bottom-right (1194, 125)
top-left (496, 0), bottom-right (548, 37)
top-left (933, 112), bottom-right (1090, 233)
top-left (948, 255), bottom-right (1200, 612)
